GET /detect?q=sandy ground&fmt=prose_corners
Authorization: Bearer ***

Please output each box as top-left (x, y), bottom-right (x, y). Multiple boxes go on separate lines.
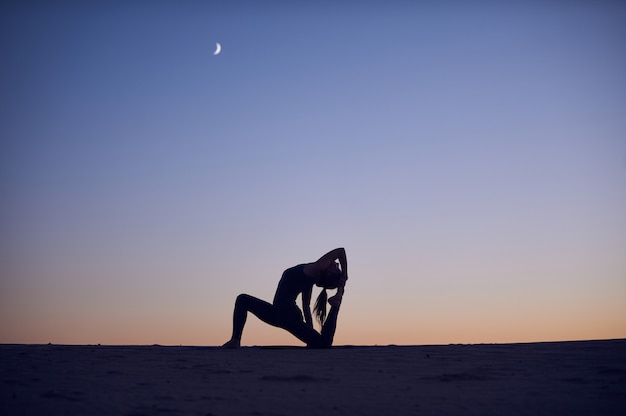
top-left (1, 339), bottom-right (625, 415)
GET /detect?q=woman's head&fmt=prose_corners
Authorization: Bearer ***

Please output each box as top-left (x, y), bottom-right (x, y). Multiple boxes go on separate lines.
top-left (316, 261), bottom-right (342, 289)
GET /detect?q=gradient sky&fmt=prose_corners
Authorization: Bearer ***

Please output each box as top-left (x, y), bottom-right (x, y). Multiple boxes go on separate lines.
top-left (1, 1), bottom-right (625, 346)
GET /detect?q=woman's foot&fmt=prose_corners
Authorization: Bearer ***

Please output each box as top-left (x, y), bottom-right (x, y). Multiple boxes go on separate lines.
top-left (328, 284), bottom-right (345, 307)
top-left (328, 293), bottom-right (342, 307)
top-left (221, 339), bottom-right (241, 348)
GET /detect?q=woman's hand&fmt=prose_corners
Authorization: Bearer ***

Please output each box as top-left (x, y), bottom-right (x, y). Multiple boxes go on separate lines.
top-left (339, 275), bottom-right (348, 287)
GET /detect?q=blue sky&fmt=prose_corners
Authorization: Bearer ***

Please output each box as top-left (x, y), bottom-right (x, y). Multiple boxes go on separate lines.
top-left (1, 1), bottom-right (625, 345)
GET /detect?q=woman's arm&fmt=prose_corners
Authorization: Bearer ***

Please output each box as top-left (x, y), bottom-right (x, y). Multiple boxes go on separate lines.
top-left (302, 286), bottom-right (313, 327)
top-left (306, 247), bottom-right (348, 280)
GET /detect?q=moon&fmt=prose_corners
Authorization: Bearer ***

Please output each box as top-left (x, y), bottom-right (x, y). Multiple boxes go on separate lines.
top-left (213, 42), bottom-right (221, 56)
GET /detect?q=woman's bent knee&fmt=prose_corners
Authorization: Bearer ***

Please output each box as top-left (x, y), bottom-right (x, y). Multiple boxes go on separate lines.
top-left (306, 341), bottom-right (332, 349)
top-left (236, 294), bottom-right (251, 305)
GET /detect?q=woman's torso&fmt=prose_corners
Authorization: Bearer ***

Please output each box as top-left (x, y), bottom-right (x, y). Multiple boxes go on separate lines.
top-left (273, 264), bottom-right (314, 306)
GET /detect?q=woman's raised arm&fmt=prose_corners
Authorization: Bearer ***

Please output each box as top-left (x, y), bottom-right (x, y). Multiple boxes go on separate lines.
top-left (309, 247), bottom-right (348, 280)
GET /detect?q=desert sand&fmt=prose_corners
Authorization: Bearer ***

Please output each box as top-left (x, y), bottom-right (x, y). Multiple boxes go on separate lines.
top-left (1, 339), bottom-right (625, 415)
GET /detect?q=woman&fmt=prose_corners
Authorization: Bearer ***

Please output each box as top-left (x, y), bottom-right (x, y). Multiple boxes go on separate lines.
top-left (222, 247), bottom-right (348, 348)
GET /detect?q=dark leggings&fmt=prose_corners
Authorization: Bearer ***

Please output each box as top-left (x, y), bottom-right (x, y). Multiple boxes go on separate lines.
top-left (230, 294), bottom-right (340, 348)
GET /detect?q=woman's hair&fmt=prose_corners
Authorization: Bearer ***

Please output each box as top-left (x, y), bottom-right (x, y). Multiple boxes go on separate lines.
top-left (313, 289), bottom-right (328, 327)
top-left (313, 272), bottom-right (341, 326)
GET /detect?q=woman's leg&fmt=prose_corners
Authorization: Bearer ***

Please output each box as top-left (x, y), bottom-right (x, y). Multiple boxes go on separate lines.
top-left (223, 294), bottom-right (342, 348)
top-left (223, 294), bottom-right (279, 347)
top-left (318, 304), bottom-right (340, 347)
top-left (280, 304), bottom-right (341, 348)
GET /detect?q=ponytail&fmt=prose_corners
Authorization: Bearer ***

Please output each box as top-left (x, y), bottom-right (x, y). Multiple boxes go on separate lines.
top-left (313, 289), bottom-right (328, 327)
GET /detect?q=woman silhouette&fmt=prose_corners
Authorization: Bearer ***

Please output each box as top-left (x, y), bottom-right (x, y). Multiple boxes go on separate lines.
top-left (222, 247), bottom-right (348, 348)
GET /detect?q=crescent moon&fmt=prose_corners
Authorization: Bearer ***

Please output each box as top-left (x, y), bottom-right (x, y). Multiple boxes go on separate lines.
top-left (213, 42), bottom-right (221, 55)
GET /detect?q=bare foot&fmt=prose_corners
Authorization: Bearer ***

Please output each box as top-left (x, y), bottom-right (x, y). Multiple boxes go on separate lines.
top-left (328, 294), bottom-right (342, 307)
top-left (221, 339), bottom-right (241, 349)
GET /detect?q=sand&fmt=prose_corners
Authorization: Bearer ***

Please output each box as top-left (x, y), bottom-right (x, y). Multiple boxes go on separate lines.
top-left (1, 339), bottom-right (625, 415)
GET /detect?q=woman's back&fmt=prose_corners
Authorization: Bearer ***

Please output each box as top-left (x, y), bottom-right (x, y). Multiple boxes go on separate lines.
top-left (273, 264), bottom-right (313, 306)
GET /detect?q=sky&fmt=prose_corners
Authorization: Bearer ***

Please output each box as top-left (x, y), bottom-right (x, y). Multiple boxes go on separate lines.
top-left (1, 1), bottom-right (625, 346)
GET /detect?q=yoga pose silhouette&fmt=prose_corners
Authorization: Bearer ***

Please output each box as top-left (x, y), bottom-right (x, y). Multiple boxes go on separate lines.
top-left (222, 247), bottom-right (348, 348)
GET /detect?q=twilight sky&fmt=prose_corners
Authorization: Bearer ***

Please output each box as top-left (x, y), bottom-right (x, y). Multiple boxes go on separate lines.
top-left (1, 1), bottom-right (625, 346)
